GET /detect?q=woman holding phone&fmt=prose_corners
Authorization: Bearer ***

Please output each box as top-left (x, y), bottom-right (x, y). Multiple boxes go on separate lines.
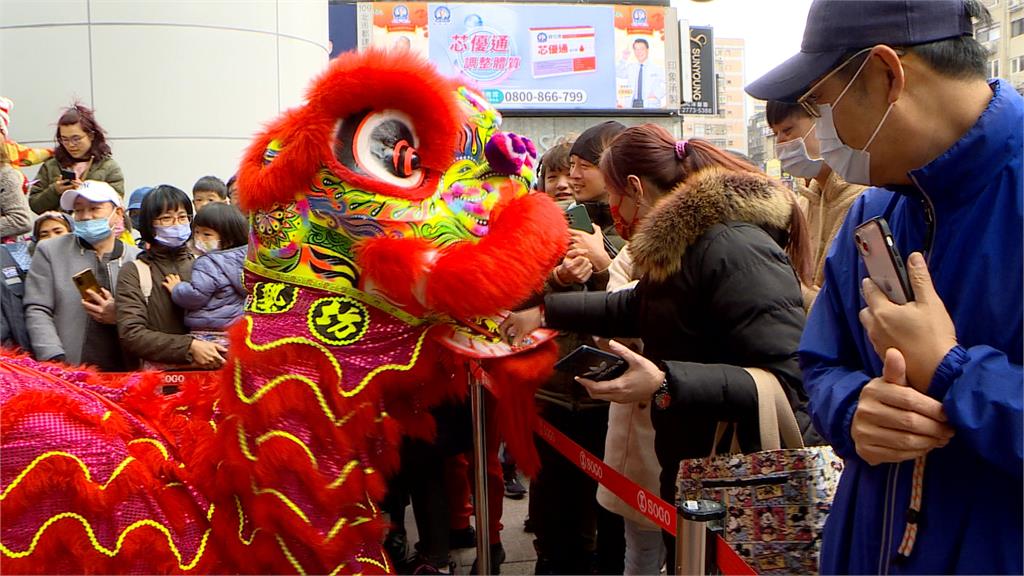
top-left (29, 103), bottom-right (124, 214)
top-left (503, 128), bottom-right (819, 571)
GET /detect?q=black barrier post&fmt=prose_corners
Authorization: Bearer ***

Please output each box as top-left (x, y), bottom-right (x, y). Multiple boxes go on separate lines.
top-left (676, 499), bottom-right (725, 575)
top-left (470, 365), bottom-right (491, 575)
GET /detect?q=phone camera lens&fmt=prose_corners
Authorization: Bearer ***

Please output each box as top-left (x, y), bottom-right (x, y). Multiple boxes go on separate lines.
top-left (855, 234), bottom-right (870, 255)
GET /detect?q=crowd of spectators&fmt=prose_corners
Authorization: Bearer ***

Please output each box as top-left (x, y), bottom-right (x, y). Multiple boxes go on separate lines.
top-left (0, 1), bottom-right (1020, 573)
top-left (0, 101), bottom-right (246, 372)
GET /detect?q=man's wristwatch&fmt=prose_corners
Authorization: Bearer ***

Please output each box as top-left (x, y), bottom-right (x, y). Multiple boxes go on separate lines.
top-left (652, 370), bottom-right (672, 410)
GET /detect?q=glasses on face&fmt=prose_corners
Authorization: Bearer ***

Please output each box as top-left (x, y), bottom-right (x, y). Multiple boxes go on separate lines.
top-left (59, 135), bottom-right (86, 146)
top-left (797, 46), bottom-right (905, 118)
top-left (153, 213), bottom-right (191, 226)
top-left (797, 47), bottom-right (876, 118)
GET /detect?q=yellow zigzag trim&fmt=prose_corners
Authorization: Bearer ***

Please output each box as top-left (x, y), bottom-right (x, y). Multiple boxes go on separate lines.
top-left (2, 452), bottom-right (134, 500)
top-left (235, 496), bottom-right (259, 546)
top-left (240, 315), bottom-right (429, 400)
top-left (128, 438), bottom-right (171, 460)
top-left (326, 517), bottom-right (347, 541)
top-left (234, 363), bottom-right (344, 426)
top-left (253, 483), bottom-right (311, 525)
top-left (0, 509), bottom-right (212, 570)
top-left (328, 460), bottom-right (359, 489)
top-left (237, 424), bottom-right (319, 470)
top-left (237, 423), bottom-right (257, 462)
top-left (275, 534), bottom-right (307, 576)
top-left (257, 430), bottom-right (318, 470)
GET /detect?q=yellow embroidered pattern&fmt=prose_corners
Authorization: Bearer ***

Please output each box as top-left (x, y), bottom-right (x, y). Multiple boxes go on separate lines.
top-left (307, 296), bottom-right (369, 347)
top-left (245, 261), bottom-right (424, 327)
top-left (239, 315), bottom-right (429, 400)
top-left (247, 282), bottom-right (299, 314)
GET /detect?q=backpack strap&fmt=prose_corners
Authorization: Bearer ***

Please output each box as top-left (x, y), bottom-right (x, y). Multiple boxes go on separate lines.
top-left (135, 259), bottom-right (152, 304)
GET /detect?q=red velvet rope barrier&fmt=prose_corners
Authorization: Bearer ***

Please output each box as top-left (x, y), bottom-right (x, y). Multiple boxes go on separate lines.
top-left (535, 416), bottom-right (757, 576)
top-left (115, 369), bottom-right (757, 574)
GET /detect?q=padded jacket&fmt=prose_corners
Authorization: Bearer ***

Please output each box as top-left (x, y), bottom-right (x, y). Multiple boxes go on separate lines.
top-left (800, 79), bottom-right (1023, 575)
top-left (544, 169), bottom-right (816, 500)
top-left (171, 245), bottom-right (246, 331)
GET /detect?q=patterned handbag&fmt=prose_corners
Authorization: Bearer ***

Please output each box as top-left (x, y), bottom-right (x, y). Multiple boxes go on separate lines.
top-left (676, 368), bottom-right (843, 575)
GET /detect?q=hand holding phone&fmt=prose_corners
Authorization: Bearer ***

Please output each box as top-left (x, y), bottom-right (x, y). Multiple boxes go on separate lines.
top-left (566, 204), bottom-right (594, 233)
top-left (855, 218), bottom-right (914, 304)
top-left (554, 344), bottom-right (628, 381)
top-left (60, 168), bottom-right (77, 183)
top-left (72, 269), bottom-right (102, 300)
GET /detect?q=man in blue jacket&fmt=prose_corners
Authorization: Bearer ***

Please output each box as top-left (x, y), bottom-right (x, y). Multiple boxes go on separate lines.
top-left (747, 0), bottom-right (1022, 573)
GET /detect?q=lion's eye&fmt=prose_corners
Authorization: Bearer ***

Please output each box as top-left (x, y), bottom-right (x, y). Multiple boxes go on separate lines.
top-left (333, 110), bottom-right (424, 188)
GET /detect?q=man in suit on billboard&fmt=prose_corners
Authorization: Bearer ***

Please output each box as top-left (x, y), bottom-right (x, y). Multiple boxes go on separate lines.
top-left (617, 38), bottom-right (664, 109)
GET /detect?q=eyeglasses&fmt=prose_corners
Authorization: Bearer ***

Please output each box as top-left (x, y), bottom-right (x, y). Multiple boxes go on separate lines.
top-left (153, 214), bottom-right (191, 226)
top-left (59, 135), bottom-right (86, 146)
top-left (797, 47), bottom-right (905, 118)
top-left (796, 47), bottom-right (876, 118)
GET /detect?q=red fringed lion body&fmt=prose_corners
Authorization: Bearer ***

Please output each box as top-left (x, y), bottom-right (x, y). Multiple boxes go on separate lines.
top-left (0, 49), bottom-right (566, 574)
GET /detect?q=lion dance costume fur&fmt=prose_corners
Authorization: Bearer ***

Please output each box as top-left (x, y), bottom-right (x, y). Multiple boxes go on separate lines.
top-left (0, 49), bottom-right (567, 574)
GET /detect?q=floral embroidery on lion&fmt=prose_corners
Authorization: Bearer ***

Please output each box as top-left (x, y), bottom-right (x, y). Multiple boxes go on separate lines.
top-left (0, 49), bottom-right (567, 574)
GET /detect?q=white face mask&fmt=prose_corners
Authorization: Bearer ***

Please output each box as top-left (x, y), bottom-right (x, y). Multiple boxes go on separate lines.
top-left (814, 55), bottom-right (895, 185)
top-left (194, 238), bottom-right (220, 254)
top-left (776, 125), bottom-right (823, 179)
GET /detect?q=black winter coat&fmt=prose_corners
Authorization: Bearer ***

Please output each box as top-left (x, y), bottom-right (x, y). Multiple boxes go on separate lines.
top-left (544, 169), bottom-right (816, 497)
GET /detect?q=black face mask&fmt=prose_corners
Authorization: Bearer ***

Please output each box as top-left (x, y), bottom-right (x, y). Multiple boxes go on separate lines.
top-left (130, 214), bottom-right (141, 230)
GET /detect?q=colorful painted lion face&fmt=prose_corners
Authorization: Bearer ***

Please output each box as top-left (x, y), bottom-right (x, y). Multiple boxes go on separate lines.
top-left (238, 50), bottom-right (543, 302)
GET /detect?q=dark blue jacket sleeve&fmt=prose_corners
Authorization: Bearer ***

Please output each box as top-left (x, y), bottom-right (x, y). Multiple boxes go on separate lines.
top-left (799, 256), bottom-right (871, 460)
top-left (928, 345), bottom-right (1023, 478)
top-left (171, 258), bottom-right (216, 311)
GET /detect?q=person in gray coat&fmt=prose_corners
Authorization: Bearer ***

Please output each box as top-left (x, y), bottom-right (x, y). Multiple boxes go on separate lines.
top-left (24, 181), bottom-right (140, 370)
top-left (163, 203), bottom-right (247, 333)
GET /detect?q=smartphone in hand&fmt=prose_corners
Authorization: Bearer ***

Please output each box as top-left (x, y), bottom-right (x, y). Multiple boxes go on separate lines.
top-left (555, 344), bottom-right (628, 381)
top-left (854, 217), bottom-right (914, 304)
top-left (72, 269), bottom-right (102, 300)
top-left (566, 204), bottom-right (594, 233)
top-left (60, 168), bottom-right (77, 182)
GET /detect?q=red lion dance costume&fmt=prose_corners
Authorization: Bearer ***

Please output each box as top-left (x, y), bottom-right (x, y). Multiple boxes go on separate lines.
top-left (0, 49), bottom-right (566, 574)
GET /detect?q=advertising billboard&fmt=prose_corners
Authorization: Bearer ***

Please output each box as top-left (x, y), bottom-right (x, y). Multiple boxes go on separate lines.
top-left (362, 2), bottom-right (674, 111)
top-left (680, 25), bottom-right (715, 116)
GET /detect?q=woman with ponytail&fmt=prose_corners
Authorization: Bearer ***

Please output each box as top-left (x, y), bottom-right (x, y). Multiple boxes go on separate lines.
top-left (503, 125), bottom-right (819, 572)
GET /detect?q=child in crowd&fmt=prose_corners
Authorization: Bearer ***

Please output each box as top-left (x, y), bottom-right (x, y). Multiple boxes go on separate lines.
top-left (192, 175), bottom-right (229, 212)
top-left (162, 203), bottom-right (247, 344)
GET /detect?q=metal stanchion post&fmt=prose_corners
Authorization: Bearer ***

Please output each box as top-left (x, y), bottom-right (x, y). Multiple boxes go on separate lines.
top-left (675, 499), bottom-right (725, 575)
top-left (470, 366), bottom-right (491, 575)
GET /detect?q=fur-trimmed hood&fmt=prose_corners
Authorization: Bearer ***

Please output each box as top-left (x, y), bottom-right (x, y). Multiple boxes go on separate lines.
top-left (631, 168), bottom-right (794, 282)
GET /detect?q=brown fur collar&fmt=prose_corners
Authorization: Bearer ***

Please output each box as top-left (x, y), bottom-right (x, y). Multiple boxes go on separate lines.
top-left (631, 168), bottom-right (793, 282)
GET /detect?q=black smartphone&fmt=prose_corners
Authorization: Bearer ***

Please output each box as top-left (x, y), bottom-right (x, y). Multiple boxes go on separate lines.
top-left (554, 344), bottom-right (628, 381)
top-left (854, 217), bottom-right (914, 304)
top-left (60, 168), bottom-right (76, 182)
top-left (566, 204), bottom-right (594, 233)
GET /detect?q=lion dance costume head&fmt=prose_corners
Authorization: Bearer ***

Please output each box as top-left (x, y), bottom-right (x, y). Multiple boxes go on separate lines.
top-left (0, 49), bottom-right (566, 574)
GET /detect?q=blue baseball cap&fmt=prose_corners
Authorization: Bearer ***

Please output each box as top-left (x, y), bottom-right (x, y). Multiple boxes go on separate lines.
top-left (127, 186), bottom-right (153, 210)
top-left (746, 0), bottom-right (974, 102)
